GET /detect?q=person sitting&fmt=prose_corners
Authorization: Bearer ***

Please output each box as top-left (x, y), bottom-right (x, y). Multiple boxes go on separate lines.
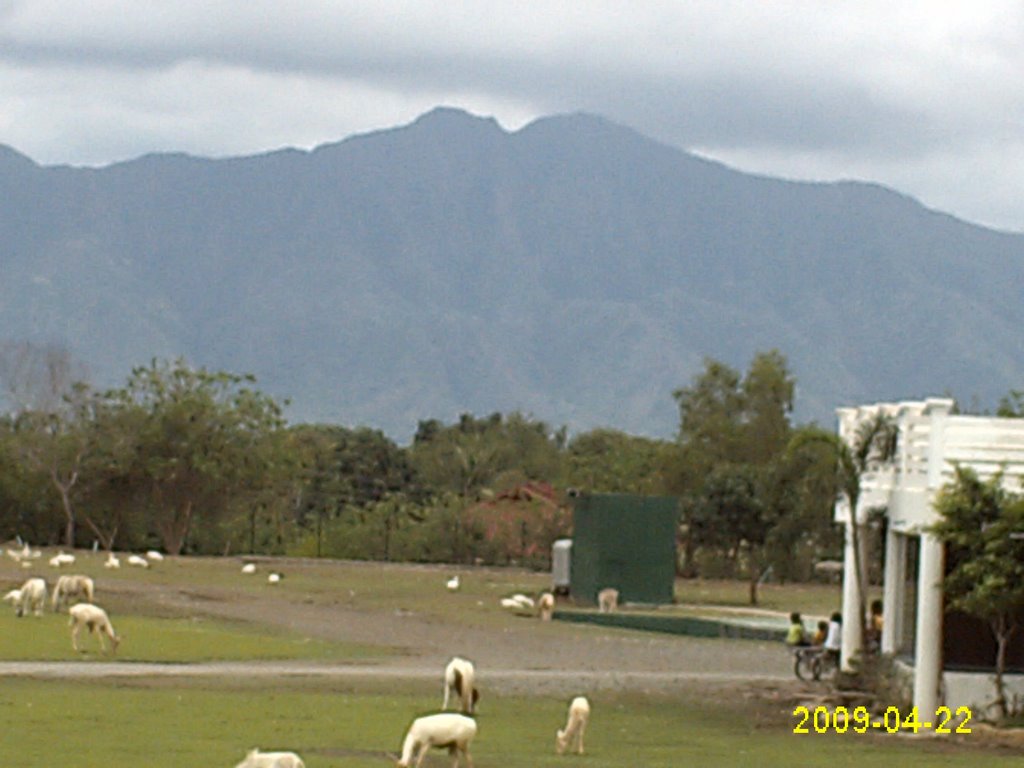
top-left (867, 599), bottom-right (884, 651)
top-left (786, 612), bottom-right (809, 647)
top-left (824, 611), bottom-right (842, 664)
top-left (811, 619), bottom-right (828, 646)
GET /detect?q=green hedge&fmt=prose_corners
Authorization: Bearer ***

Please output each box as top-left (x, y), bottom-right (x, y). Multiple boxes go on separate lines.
top-left (553, 610), bottom-right (787, 642)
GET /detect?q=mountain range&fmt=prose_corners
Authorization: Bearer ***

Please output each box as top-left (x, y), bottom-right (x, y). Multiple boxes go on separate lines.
top-left (2, 107), bottom-right (1023, 440)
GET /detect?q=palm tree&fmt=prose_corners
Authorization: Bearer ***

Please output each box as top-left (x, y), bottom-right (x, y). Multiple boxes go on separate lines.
top-left (839, 412), bottom-right (899, 652)
top-left (787, 412), bottom-right (898, 653)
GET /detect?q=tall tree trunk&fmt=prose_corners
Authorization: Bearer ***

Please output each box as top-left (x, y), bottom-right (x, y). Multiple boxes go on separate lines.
top-left (383, 512), bottom-right (393, 562)
top-left (46, 450), bottom-right (82, 549)
top-left (81, 515), bottom-right (117, 551)
top-left (316, 509), bottom-right (323, 558)
top-left (993, 616), bottom-right (1014, 722)
top-left (158, 500), bottom-right (193, 555)
top-left (680, 529), bottom-right (698, 578)
top-left (55, 479), bottom-right (76, 548)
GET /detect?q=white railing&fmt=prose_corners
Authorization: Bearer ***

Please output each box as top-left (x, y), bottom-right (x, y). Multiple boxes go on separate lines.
top-left (837, 399), bottom-right (1024, 524)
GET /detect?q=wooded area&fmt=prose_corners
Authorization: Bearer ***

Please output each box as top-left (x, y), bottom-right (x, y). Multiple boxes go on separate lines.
top-left (0, 342), bottom-right (881, 593)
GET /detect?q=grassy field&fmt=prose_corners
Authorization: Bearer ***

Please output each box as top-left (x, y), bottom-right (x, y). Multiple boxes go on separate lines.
top-left (2, 549), bottom-right (849, 632)
top-left (1, 552), bottom-right (556, 628)
top-left (675, 579), bottom-right (842, 614)
top-left (0, 611), bottom-right (377, 662)
top-left (0, 676), bottom-right (1014, 767)
top-left (0, 552), bottom-right (1013, 765)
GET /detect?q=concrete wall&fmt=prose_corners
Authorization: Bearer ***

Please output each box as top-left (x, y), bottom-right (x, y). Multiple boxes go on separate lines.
top-left (837, 397), bottom-right (1024, 718)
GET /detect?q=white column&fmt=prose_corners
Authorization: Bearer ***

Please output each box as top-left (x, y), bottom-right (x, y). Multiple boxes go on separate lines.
top-left (882, 528), bottom-right (906, 654)
top-left (913, 531), bottom-right (944, 714)
top-left (840, 516), bottom-right (864, 670)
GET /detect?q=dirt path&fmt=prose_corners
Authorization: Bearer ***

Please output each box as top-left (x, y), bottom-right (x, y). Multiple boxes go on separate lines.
top-left (22, 576), bottom-right (795, 693)
top-left (0, 659), bottom-right (790, 697)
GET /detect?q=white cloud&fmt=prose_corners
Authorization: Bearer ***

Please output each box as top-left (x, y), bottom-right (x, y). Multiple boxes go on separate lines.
top-left (0, 60), bottom-right (538, 165)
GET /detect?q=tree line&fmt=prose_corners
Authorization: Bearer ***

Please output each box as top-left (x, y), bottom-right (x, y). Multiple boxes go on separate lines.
top-left (0, 341), bottom-right (875, 591)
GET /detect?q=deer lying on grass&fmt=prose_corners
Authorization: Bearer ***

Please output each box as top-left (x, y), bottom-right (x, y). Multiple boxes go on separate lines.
top-left (234, 748), bottom-right (305, 768)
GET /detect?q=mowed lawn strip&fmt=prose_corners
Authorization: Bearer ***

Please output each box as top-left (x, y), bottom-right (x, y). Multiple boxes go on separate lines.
top-left (0, 612), bottom-right (378, 662)
top-left (0, 678), bottom-right (1012, 768)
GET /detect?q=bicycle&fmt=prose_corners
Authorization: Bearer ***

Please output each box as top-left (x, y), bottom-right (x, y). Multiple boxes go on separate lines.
top-left (792, 646), bottom-right (818, 681)
top-left (792, 646), bottom-right (839, 682)
top-left (812, 649), bottom-right (840, 681)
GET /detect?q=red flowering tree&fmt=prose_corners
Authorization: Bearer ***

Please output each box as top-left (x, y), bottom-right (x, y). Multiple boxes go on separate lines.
top-left (464, 482), bottom-right (571, 567)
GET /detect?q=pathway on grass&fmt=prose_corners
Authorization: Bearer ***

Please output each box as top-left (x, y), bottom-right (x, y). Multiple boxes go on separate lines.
top-left (0, 660), bottom-right (792, 695)
top-left (104, 578), bottom-right (799, 685)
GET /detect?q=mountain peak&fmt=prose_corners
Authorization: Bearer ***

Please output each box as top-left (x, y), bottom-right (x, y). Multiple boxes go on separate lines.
top-left (409, 106), bottom-right (505, 135)
top-left (0, 144), bottom-right (38, 171)
top-left (0, 109), bottom-right (1021, 440)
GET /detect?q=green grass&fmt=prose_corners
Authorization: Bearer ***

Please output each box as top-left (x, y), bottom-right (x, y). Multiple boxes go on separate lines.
top-left (3, 550), bottom-right (840, 623)
top-left (0, 677), bottom-right (1011, 767)
top-left (0, 554), bottom-right (1014, 765)
top-left (0, 612), bottom-right (376, 662)
top-left (0, 552), bottom-right (553, 624)
top-left (673, 578), bottom-right (871, 619)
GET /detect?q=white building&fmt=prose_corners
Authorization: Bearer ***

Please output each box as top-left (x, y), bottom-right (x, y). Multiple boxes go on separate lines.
top-left (836, 397), bottom-right (1024, 716)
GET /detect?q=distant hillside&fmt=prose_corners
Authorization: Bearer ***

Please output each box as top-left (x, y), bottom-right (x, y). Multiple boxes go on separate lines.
top-left (2, 107), bottom-right (1023, 439)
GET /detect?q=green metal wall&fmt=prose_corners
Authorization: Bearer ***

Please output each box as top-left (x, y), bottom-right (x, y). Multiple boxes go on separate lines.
top-left (570, 493), bottom-right (677, 605)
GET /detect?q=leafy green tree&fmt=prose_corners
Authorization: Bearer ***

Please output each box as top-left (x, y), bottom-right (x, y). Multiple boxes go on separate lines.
top-left (687, 464), bottom-right (775, 604)
top-left (997, 389), bottom-right (1024, 417)
top-left (0, 343), bottom-right (94, 546)
top-left (288, 424), bottom-right (415, 557)
top-left (839, 413), bottom-right (898, 646)
top-left (563, 428), bottom-right (671, 494)
top-left (9, 384), bottom-right (95, 547)
top-left (668, 359), bottom-right (743, 576)
top-left (668, 351), bottom-right (796, 584)
top-left (412, 414), bottom-right (506, 500)
top-left (739, 350), bottom-right (795, 464)
top-left (288, 426), bottom-right (343, 557)
top-left (785, 413), bottom-right (897, 645)
top-left (764, 426), bottom-right (844, 582)
top-left (672, 358), bottom-right (745, 463)
top-left (361, 494), bottom-right (423, 561)
top-left (74, 394), bottom-right (148, 550)
top-left (932, 467), bottom-right (1024, 721)
top-left (106, 359), bottom-right (287, 554)
top-left (0, 416), bottom-right (52, 541)
top-left (412, 412), bottom-right (562, 497)
top-left (410, 412), bottom-right (564, 564)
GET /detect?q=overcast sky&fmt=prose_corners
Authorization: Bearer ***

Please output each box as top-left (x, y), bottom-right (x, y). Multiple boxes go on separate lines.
top-left (2, 1), bottom-right (1023, 232)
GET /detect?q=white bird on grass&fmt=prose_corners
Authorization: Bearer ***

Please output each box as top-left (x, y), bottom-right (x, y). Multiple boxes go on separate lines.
top-left (49, 551), bottom-right (75, 567)
top-left (500, 594), bottom-right (536, 612)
